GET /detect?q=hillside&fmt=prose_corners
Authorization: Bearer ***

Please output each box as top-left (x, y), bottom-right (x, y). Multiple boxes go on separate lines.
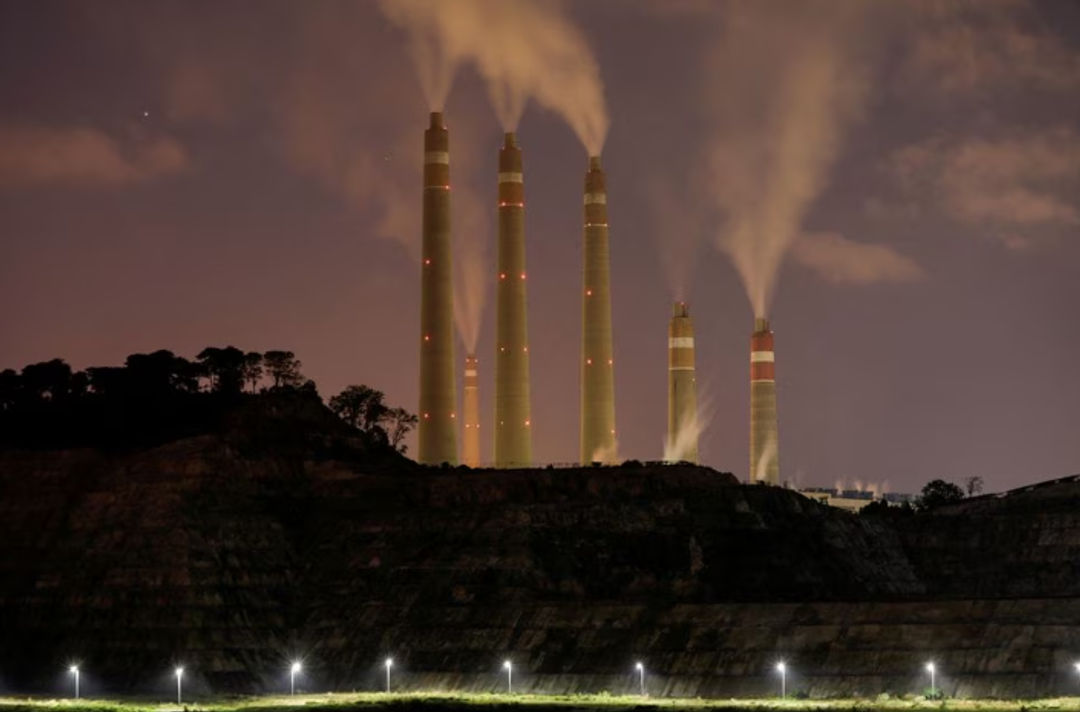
top-left (1, 397), bottom-right (1078, 698)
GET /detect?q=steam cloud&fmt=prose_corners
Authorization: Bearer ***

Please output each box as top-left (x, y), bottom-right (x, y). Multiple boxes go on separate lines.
top-left (447, 116), bottom-right (492, 352)
top-left (379, 0), bottom-right (609, 152)
top-left (701, 2), bottom-right (871, 317)
top-left (663, 387), bottom-right (713, 464)
top-left (0, 124), bottom-right (188, 187)
top-left (793, 232), bottom-right (925, 285)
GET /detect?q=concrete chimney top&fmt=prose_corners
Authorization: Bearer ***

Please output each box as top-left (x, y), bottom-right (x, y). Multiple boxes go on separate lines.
top-left (504, 132), bottom-right (517, 148)
top-left (754, 317), bottom-right (771, 333)
top-left (588, 155), bottom-right (602, 171)
top-left (673, 302), bottom-right (690, 318)
top-left (429, 111), bottom-right (445, 129)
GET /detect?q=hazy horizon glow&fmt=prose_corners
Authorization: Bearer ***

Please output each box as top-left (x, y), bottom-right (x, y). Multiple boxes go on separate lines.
top-left (2, 1), bottom-right (1079, 492)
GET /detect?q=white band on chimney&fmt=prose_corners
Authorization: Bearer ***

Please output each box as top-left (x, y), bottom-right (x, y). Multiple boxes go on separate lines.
top-left (498, 172), bottom-right (523, 184)
top-left (751, 351), bottom-right (775, 363)
top-left (669, 337), bottom-right (694, 348)
top-left (584, 193), bottom-right (607, 205)
top-left (425, 151), bottom-right (449, 164)
top-left (464, 369), bottom-right (477, 377)
top-left (669, 366), bottom-right (695, 371)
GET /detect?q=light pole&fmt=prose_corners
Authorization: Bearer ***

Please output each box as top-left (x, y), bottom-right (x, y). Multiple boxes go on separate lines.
top-left (290, 661), bottom-right (302, 696)
top-left (175, 667), bottom-right (184, 704)
top-left (776, 661), bottom-right (787, 699)
top-left (925, 661), bottom-right (936, 697)
top-left (503, 660), bottom-right (513, 694)
top-left (385, 658), bottom-right (393, 693)
top-left (69, 665), bottom-right (80, 699)
top-left (635, 662), bottom-right (645, 696)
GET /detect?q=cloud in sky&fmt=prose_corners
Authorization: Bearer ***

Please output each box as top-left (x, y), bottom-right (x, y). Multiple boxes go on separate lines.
top-left (0, 125), bottom-right (188, 188)
top-left (792, 232), bottom-right (925, 286)
top-left (901, 1), bottom-right (1080, 95)
top-left (890, 127), bottom-right (1080, 247)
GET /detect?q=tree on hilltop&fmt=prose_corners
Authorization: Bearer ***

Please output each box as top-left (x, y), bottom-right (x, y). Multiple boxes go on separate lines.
top-left (383, 407), bottom-right (418, 453)
top-left (242, 352), bottom-right (264, 392)
top-left (963, 475), bottom-right (984, 497)
top-left (20, 359), bottom-right (77, 401)
top-left (916, 479), bottom-right (965, 511)
top-left (263, 350), bottom-right (303, 389)
top-left (329, 385), bottom-right (386, 431)
top-left (329, 385), bottom-right (416, 453)
top-left (196, 346), bottom-right (247, 394)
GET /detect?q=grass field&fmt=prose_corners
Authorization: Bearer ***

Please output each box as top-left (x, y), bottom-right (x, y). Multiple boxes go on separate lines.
top-left (3, 693), bottom-right (1080, 712)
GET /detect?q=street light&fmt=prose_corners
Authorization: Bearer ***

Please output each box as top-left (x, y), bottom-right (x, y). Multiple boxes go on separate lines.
top-left (503, 660), bottom-right (513, 694)
top-left (925, 661), bottom-right (936, 697)
top-left (290, 661), bottom-right (302, 696)
top-left (776, 661), bottom-right (787, 699)
top-left (175, 667), bottom-right (184, 704)
top-left (385, 658), bottom-right (393, 693)
top-left (69, 665), bottom-right (80, 699)
top-left (635, 662), bottom-right (645, 696)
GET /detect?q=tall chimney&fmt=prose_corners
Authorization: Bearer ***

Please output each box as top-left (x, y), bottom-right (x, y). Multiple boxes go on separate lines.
top-left (667, 302), bottom-right (698, 463)
top-left (417, 111), bottom-right (458, 465)
top-left (463, 354), bottom-right (480, 467)
top-left (750, 317), bottom-right (779, 484)
top-left (494, 133), bottom-right (532, 467)
top-left (580, 155), bottom-right (617, 463)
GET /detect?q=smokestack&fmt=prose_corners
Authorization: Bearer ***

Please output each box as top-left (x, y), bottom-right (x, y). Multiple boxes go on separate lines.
top-left (750, 317), bottom-right (779, 484)
top-left (667, 302), bottom-right (698, 463)
top-left (418, 111), bottom-right (458, 465)
top-left (463, 354), bottom-right (480, 467)
top-left (580, 155), bottom-right (616, 463)
top-left (494, 133), bottom-right (533, 468)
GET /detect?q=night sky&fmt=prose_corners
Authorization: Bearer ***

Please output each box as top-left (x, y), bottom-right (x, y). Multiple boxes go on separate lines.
top-left (2, 0), bottom-right (1079, 493)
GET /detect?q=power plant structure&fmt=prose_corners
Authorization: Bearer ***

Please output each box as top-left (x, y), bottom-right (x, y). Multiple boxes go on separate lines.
top-left (667, 302), bottom-right (699, 463)
top-left (493, 132), bottom-right (532, 467)
top-left (462, 354), bottom-right (480, 468)
top-left (417, 111), bottom-right (458, 465)
top-left (749, 317), bottom-right (779, 484)
top-left (408, 113), bottom-right (787, 474)
top-left (580, 155), bottom-right (617, 464)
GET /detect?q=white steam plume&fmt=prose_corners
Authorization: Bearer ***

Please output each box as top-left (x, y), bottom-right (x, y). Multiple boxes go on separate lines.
top-left (703, 2), bottom-right (871, 318)
top-left (379, 0), bottom-right (609, 151)
top-left (663, 385), bottom-right (713, 464)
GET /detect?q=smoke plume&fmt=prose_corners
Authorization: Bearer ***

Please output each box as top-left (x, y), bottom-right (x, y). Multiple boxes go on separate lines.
top-left (0, 124), bottom-right (188, 187)
top-left (663, 387), bottom-right (713, 464)
top-left (793, 232), bottom-right (925, 285)
top-left (379, 0), bottom-right (609, 151)
top-left (702, 2), bottom-right (871, 317)
top-left (448, 118), bottom-right (492, 352)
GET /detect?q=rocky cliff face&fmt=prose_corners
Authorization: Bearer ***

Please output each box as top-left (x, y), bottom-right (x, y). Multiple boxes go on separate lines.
top-left (1, 401), bottom-right (1078, 698)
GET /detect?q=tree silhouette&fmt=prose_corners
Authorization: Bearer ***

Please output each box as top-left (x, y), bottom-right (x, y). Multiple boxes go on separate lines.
top-left (916, 479), bottom-right (965, 511)
top-left (328, 386), bottom-right (417, 453)
top-left (329, 385), bottom-right (386, 431)
top-left (1, 346), bottom-right (409, 453)
top-left (196, 346), bottom-right (246, 394)
top-left (125, 350), bottom-right (199, 395)
top-left (963, 475), bottom-right (984, 497)
top-left (263, 350), bottom-right (303, 389)
top-left (20, 359), bottom-right (75, 401)
top-left (382, 407), bottom-right (418, 453)
top-left (242, 352), bottom-right (264, 392)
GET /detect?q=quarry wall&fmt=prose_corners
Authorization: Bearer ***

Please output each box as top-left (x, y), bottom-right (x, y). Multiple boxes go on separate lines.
top-left (1, 436), bottom-right (1079, 698)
